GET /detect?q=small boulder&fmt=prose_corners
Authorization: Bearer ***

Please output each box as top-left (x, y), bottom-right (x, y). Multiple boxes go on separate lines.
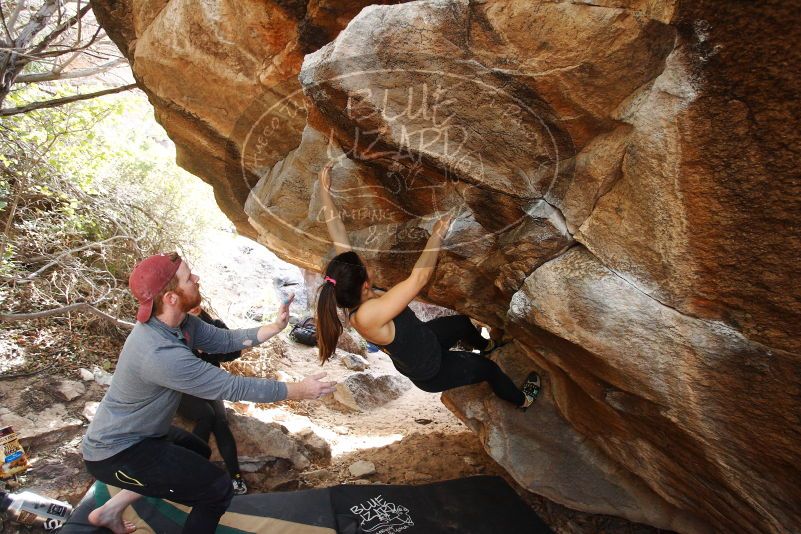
top-left (296, 428), bottom-right (332, 465)
top-left (334, 373), bottom-right (412, 411)
top-left (348, 460), bottom-right (376, 478)
top-left (337, 329), bottom-right (366, 356)
top-left (82, 402), bottom-right (99, 422)
top-left (91, 366), bottom-right (113, 386)
top-left (53, 380), bottom-right (85, 402)
top-left (78, 368), bottom-right (94, 381)
top-left (10, 404), bottom-right (83, 447)
top-left (225, 410), bottom-right (311, 470)
top-left (338, 351), bottom-right (369, 371)
top-left (238, 458), bottom-right (269, 473)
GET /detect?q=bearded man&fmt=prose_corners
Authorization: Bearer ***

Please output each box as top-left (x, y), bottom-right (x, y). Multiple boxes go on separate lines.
top-left (81, 253), bottom-right (335, 534)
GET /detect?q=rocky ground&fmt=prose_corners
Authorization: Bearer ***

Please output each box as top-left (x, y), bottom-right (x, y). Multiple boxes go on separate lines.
top-left (0, 229), bottom-right (665, 533)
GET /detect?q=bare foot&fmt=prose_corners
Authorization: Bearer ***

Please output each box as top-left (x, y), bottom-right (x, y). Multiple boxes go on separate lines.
top-left (88, 506), bottom-right (137, 534)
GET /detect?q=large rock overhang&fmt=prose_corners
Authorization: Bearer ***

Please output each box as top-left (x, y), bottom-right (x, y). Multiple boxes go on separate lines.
top-left (91, 1), bottom-right (801, 532)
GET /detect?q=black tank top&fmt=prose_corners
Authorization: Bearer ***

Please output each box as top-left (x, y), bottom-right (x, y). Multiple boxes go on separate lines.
top-left (351, 306), bottom-right (441, 381)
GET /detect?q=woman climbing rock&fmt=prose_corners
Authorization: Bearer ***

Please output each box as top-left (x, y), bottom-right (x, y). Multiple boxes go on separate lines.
top-left (314, 160), bottom-right (541, 409)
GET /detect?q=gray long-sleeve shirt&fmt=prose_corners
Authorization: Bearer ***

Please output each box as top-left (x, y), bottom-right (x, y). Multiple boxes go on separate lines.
top-left (82, 314), bottom-right (287, 461)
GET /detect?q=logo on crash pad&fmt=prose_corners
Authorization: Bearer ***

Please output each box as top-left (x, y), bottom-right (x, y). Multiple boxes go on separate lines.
top-left (350, 494), bottom-right (414, 533)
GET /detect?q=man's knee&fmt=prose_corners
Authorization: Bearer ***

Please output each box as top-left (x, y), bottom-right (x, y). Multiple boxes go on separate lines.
top-left (198, 473), bottom-right (234, 510)
top-left (216, 473), bottom-right (235, 509)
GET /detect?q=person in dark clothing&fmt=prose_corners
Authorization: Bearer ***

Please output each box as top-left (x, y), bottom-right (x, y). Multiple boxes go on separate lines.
top-left (177, 307), bottom-right (248, 494)
top-left (315, 161), bottom-right (541, 408)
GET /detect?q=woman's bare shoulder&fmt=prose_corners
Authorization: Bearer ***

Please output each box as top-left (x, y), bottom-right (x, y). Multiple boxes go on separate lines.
top-left (350, 300), bottom-right (395, 345)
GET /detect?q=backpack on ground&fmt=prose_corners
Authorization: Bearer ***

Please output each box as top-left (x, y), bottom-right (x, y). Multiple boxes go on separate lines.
top-left (289, 317), bottom-right (317, 346)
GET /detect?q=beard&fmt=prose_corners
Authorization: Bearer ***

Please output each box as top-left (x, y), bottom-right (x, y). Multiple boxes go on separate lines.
top-left (176, 285), bottom-right (202, 313)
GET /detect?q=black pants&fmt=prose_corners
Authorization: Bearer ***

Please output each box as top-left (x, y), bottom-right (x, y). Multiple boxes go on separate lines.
top-left (84, 427), bottom-right (233, 534)
top-left (177, 395), bottom-right (241, 477)
top-left (414, 315), bottom-right (525, 407)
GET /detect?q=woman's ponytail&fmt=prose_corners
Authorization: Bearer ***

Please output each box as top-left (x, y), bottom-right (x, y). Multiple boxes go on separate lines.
top-left (316, 282), bottom-right (342, 365)
top-left (315, 251), bottom-right (368, 365)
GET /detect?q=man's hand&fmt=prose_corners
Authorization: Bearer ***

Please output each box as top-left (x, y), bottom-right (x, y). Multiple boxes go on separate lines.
top-left (257, 293), bottom-right (295, 342)
top-left (275, 292), bottom-right (295, 330)
top-left (285, 372), bottom-right (337, 400)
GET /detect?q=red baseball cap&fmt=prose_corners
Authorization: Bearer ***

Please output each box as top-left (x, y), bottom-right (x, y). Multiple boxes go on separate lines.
top-left (129, 253), bottom-right (182, 323)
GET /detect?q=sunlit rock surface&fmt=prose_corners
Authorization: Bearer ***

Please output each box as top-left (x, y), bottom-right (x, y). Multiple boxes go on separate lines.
top-left (93, 0), bottom-right (801, 532)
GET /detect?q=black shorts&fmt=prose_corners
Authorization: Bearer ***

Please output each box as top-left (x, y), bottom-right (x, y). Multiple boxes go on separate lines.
top-left (84, 426), bottom-right (232, 534)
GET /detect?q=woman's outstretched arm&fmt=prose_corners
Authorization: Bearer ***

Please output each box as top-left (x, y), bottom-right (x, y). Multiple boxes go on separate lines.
top-left (319, 161), bottom-right (351, 254)
top-left (410, 214), bottom-right (452, 281)
top-left (357, 213), bottom-right (452, 329)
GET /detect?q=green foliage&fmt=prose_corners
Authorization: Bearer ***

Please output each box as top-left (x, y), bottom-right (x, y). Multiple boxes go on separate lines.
top-left (0, 83), bottom-right (230, 329)
top-left (0, 175), bottom-right (8, 211)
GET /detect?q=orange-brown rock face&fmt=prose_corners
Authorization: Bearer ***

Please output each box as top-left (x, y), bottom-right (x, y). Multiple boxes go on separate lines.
top-left (92, 1), bottom-right (801, 532)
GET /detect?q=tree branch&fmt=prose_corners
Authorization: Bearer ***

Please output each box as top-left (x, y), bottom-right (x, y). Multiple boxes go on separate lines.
top-left (15, 57), bottom-right (127, 83)
top-left (0, 302), bottom-right (135, 329)
top-left (6, 0), bottom-right (27, 36)
top-left (0, 2), bottom-right (15, 42)
top-left (55, 48), bottom-right (81, 71)
top-left (20, 234), bottom-right (139, 281)
top-left (14, 0), bottom-right (59, 50)
top-left (27, 3), bottom-right (92, 57)
top-left (0, 363), bottom-right (56, 380)
top-left (0, 173), bottom-right (25, 260)
top-left (0, 82), bottom-right (138, 116)
top-left (6, 26), bottom-right (105, 64)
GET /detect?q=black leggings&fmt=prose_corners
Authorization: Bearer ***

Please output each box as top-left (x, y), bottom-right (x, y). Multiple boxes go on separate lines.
top-left (84, 427), bottom-right (233, 534)
top-left (413, 315), bottom-right (525, 407)
top-left (177, 395), bottom-right (241, 477)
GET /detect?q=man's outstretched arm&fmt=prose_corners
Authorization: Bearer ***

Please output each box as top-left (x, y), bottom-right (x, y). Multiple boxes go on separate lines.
top-left (147, 346), bottom-right (336, 402)
top-left (285, 372), bottom-right (337, 400)
top-left (191, 295), bottom-right (296, 353)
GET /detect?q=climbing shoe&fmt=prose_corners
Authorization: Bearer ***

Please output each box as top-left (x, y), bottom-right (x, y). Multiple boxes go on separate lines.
top-left (519, 372), bottom-right (541, 410)
top-left (232, 474), bottom-right (248, 495)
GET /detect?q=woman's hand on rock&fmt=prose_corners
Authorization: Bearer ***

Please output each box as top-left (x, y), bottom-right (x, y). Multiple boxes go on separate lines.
top-left (320, 160), bottom-right (335, 190)
top-left (432, 212), bottom-right (453, 240)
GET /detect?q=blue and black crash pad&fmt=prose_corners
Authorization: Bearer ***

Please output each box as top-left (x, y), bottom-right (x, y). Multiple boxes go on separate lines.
top-left (60, 475), bottom-right (552, 533)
